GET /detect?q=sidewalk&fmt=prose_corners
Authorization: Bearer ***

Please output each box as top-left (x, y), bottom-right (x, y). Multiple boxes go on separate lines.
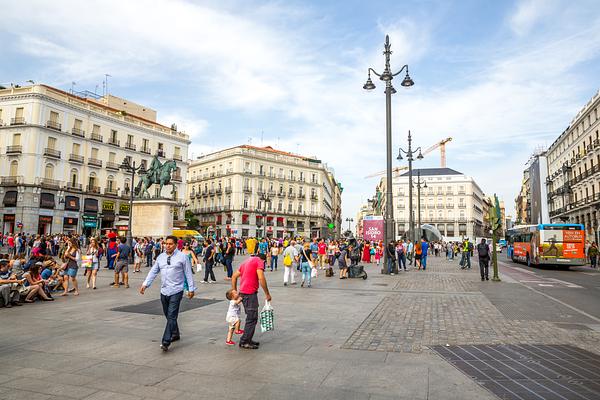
top-left (1, 255), bottom-right (598, 399)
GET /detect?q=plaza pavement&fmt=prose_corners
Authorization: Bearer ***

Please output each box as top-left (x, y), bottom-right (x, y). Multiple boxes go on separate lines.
top-left (1, 253), bottom-right (599, 400)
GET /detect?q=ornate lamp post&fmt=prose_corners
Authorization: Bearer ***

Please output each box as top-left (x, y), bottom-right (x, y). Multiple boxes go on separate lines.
top-left (363, 35), bottom-right (414, 274)
top-left (258, 192), bottom-right (271, 238)
top-left (397, 131), bottom-right (423, 244)
top-left (345, 217), bottom-right (354, 232)
top-left (413, 170), bottom-right (427, 240)
top-left (120, 158), bottom-right (146, 258)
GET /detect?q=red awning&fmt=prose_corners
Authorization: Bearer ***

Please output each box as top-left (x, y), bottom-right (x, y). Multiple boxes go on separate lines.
top-left (276, 217), bottom-right (284, 221)
top-left (267, 216), bottom-right (274, 220)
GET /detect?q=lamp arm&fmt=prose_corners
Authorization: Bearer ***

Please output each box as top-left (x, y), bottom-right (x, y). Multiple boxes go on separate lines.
top-left (368, 68), bottom-right (382, 77)
top-left (392, 64), bottom-right (409, 77)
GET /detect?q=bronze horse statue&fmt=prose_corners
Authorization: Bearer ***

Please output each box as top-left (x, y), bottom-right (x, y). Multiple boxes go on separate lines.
top-left (134, 159), bottom-right (178, 199)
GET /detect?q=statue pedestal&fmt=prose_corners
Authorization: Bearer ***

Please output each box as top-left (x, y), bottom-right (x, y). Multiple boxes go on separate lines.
top-left (131, 199), bottom-right (177, 238)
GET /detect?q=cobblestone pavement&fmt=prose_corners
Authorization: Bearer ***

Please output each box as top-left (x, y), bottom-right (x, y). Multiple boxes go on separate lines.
top-left (343, 257), bottom-right (600, 354)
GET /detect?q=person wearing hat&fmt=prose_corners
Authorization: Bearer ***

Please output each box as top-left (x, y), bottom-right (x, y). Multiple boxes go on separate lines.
top-left (0, 259), bottom-right (24, 307)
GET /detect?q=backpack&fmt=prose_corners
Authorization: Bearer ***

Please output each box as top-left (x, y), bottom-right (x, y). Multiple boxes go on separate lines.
top-left (478, 244), bottom-right (489, 258)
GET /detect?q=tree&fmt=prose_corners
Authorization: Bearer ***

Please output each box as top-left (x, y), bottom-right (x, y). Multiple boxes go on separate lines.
top-left (185, 210), bottom-right (199, 230)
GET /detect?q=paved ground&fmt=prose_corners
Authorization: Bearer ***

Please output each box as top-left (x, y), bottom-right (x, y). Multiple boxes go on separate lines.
top-left (1, 253), bottom-right (599, 399)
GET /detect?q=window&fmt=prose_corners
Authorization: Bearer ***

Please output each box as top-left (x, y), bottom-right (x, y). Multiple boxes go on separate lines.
top-left (72, 143), bottom-right (80, 155)
top-left (70, 169), bottom-right (78, 185)
top-left (9, 160), bottom-right (18, 176)
top-left (73, 118), bottom-right (82, 130)
top-left (44, 164), bottom-right (54, 179)
top-left (15, 107), bottom-right (24, 119)
top-left (143, 138), bottom-right (149, 150)
top-left (47, 137), bottom-right (57, 149)
top-left (109, 152), bottom-right (116, 162)
top-left (127, 134), bottom-right (133, 145)
top-left (107, 175), bottom-right (115, 191)
top-left (157, 142), bottom-right (164, 156)
top-left (12, 133), bottom-right (20, 145)
top-left (91, 148), bottom-right (99, 159)
top-left (92, 124), bottom-right (100, 135)
top-left (174, 146), bottom-right (181, 156)
top-left (88, 173), bottom-right (97, 188)
top-left (111, 130), bottom-right (118, 141)
top-left (49, 111), bottom-right (59, 123)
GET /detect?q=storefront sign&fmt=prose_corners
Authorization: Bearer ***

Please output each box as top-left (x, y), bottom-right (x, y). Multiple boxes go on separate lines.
top-left (39, 216), bottom-right (53, 223)
top-left (3, 214), bottom-right (15, 222)
top-left (63, 217), bottom-right (78, 226)
top-left (64, 196), bottom-right (80, 211)
top-left (40, 193), bottom-right (55, 209)
top-left (102, 201), bottom-right (115, 212)
top-left (363, 219), bottom-right (384, 241)
top-left (39, 209), bottom-right (53, 216)
top-left (84, 198), bottom-right (99, 213)
top-left (119, 203), bottom-right (130, 215)
top-left (64, 211), bottom-right (79, 218)
top-left (83, 220), bottom-right (98, 228)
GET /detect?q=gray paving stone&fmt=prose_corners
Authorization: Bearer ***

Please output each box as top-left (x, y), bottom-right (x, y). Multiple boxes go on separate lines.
top-left (1, 377), bottom-right (99, 399)
top-left (0, 387), bottom-right (53, 400)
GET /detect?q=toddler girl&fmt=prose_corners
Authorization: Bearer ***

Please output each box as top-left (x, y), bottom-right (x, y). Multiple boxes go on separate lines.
top-left (225, 289), bottom-right (244, 345)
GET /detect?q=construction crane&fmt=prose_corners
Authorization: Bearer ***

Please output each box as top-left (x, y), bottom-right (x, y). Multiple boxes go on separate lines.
top-left (422, 137), bottom-right (452, 167)
top-left (364, 166), bottom-right (408, 179)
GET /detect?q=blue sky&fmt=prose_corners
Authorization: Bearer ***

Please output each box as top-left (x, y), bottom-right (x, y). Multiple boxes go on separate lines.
top-left (2, 0), bottom-right (600, 227)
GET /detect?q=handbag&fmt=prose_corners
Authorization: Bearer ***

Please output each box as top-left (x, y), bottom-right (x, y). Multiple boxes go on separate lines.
top-left (283, 254), bottom-right (292, 266)
top-left (196, 263), bottom-right (202, 273)
top-left (311, 267), bottom-right (317, 278)
top-left (259, 300), bottom-right (274, 333)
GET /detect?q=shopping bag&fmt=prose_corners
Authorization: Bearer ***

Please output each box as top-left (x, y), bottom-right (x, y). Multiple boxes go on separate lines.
top-left (311, 267), bottom-right (317, 278)
top-left (81, 255), bottom-right (93, 268)
top-left (259, 300), bottom-right (274, 333)
top-left (196, 263), bottom-right (203, 273)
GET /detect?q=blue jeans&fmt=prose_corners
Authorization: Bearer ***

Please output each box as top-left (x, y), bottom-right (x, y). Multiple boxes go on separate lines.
top-left (387, 258), bottom-right (395, 274)
top-left (397, 252), bottom-right (406, 270)
top-left (270, 255), bottom-right (278, 271)
top-left (421, 255), bottom-right (428, 270)
top-left (225, 256), bottom-right (234, 278)
top-left (301, 262), bottom-right (311, 285)
top-left (160, 290), bottom-right (183, 346)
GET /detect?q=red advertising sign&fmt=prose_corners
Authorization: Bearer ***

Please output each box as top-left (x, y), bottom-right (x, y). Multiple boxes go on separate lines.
top-left (363, 219), bottom-right (384, 241)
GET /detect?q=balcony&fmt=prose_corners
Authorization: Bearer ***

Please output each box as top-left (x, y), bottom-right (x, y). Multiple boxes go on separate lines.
top-left (209, 189), bottom-right (215, 196)
top-left (436, 204), bottom-right (444, 209)
top-left (446, 204), bottom-right (455, 208)
top-left (39, 178), bottom-right (61, 189)
top-left (215, 187), bottom-right (222, 194)
top-left (310, 194), bottom-right (318, 201)
top-left (106, 161), bottom-right (120, 171)
top-left (68, 154), bottom-right (84, 164)
top-left (173, 154), bottom-right (183, 162)
top-left (121, 189), bottom-right (131, 199)
top-left (288, 193), bottom-right (296, 199)
top-left (277, 191), bottom-right (286, 198)
top-left (268, 190), bottom-right (276, 196)
top-left (6, 145), bottom-right (22, 155)
top-left (243, 187), bottom-right (253, 193)
top-left (172, 174), bottom-right (182, 182)
top-left (225, 186), bottom-right (232, 194)
top-left (298, 193), bottom-right (305, 199)
top-left (46, 120), bottom-right (61, 131)
top-left (43, 148), bottom-right (61, 159)
top-left (458, 204), bottom-right (467, 208)
top-left (0, 176), bottom-right (23, 186)
top-left (243, 169), bottom-right (253, 175)
top-left (202, 190), bottom-right (209, 197)
top-left (125, 142), bottom-right (136, 151)
top-left (65, 182), bottom-right (82, 191)
top-left (10, 117), bottom-right (25, 125)
top-left (458, 191), bottom-right (466, 195)
top-left (157, 150), bottom-right (165, 158)
top-left (104, 187), bottom-right (118, 196)
top-left (86, 185), bottom-right (101, 194)
top-left (71, 127), bottom-right (85, 137)
top-left (88, 158), bottom-right (103, 168)
top-left (108, 138), bottom-right (120, 147)
top-left (91, 133), bottom-right (103, 142)
top-left (140, 146), bottom-right (151, 154)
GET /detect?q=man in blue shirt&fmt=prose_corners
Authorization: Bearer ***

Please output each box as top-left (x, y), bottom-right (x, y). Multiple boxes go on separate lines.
top-left (420, 238), bottom-right (429, 270)
top-left (140, 235), bottom-right (196, 352)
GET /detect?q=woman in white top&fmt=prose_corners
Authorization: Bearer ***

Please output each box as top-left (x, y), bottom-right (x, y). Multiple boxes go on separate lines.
top-left (86, 237), bottom-right (100, 289)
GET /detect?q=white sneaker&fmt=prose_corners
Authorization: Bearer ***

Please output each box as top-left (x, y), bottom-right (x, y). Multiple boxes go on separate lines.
top-left (390, 273), bottom-right (395, 276)
top-left (201, 281), bottom-right (207, 284)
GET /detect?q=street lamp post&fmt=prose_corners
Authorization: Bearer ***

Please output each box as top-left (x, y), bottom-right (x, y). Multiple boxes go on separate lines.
top-left (345, 217), bottom-right (354, 232)
top-left (120, 159), bottom-right (146, 260)
top-left (258, 192), bottom-right (271, 238)
top-left (363, 34), bottom-right (414, 274)
top-left (413, 170), bottom-right (427, 241)
top-left (397, 131), bottom-right (423, 244)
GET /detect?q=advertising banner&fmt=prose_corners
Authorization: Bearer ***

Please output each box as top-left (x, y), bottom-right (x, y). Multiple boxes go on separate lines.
top-left (363, 219), bottom-right (384, 241)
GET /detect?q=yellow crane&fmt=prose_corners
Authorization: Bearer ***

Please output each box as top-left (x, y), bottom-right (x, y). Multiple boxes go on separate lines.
top-left (422, 137), bottom-right (452, 167)
top-left (364, 166), bottom-right (408, 179)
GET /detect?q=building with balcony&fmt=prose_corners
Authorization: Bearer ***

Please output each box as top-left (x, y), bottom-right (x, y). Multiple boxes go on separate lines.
top-left (186, 145), bottom-right (342, 238)
top-left (546, 89), bottom-right (600, 238)
top-left (0, 84), bottom-right (189, 235)
top-left (391, 168), bottom-right (485, 241)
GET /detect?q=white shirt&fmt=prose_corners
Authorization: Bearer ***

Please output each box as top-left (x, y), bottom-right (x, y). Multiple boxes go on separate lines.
top-left (226, 300), bottom-right (241, 321)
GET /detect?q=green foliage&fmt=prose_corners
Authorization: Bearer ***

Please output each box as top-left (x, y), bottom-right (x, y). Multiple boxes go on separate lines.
top-left (185, 209), bottom-right (199, 229)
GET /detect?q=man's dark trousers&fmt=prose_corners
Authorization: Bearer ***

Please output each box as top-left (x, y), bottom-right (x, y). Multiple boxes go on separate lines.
top-left (240, 292), bottom-right (259, 344)
top-left (479, 258), bottom-right (489, 280)
top-left (160, 290), bottom-right (183, 346)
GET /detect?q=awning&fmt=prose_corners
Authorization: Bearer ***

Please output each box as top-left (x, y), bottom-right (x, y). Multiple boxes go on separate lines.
top-left (84, 198), bottom-right (98, 213)
top-left (3, 191), bottom-right (17, 207)
top-left (40, 193), bottom-right (55, 209)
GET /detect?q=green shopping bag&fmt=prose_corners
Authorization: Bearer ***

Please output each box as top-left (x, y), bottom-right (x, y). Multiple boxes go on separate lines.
top-left (259, 300), bottom-right (274, 333)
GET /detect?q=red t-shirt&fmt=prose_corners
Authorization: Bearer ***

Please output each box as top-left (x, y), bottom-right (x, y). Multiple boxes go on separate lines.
top-left (238, 256), bottom-right (264, 294)
top-left (318, 243), bottom-right (327, 255)
top-left (7, 237), bottom-right (14, 247)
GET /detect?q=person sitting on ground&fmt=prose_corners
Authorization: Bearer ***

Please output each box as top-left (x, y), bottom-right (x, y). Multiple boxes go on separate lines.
top-left (22, 262), bottom-right (54, 302)
top-left (0, 259), bottom-right (23, 307)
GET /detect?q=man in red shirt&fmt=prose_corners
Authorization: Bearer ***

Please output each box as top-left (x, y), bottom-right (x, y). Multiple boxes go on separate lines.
top-left (231, 254), bottom-right (272, 349)
top-left (317, 238), bottom-right (327, 269)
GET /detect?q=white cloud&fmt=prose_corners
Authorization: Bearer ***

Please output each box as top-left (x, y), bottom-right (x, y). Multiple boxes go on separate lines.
top-left (2, 0), bottom-right (600, 223)
top-left (508, 0), bottom-right (558, 36)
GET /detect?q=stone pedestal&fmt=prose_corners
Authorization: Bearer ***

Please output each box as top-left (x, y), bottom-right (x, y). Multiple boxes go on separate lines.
top-left (131, 199), bottom-right (177, 238)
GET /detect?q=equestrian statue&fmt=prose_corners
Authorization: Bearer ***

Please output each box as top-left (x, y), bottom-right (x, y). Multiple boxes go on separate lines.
top-left (134, 155), bottom-right (178, 199)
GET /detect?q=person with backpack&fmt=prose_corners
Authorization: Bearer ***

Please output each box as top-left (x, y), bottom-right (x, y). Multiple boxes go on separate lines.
top-left (477, 238), bottom-right (490, 281)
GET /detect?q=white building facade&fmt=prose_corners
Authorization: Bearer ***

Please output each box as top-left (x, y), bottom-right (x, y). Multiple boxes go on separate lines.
top-left (0, 84), bottom-right (189, 236)
top-left (392, 168), bottom-right (485, 241)
top-left (187, 145), bottom-right (342, 239)
top-left (547, 89), bottom-right (600, 238)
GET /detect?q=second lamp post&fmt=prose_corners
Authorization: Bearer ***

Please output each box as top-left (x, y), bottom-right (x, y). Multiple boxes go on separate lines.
top-left (397, 130), bottom-right (423, 244)
top-left (363, 35), bottom-right (414, 274)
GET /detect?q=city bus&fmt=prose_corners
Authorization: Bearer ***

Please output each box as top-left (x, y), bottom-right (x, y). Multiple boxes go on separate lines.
top-left (506, 224), bottom-right (586, 268)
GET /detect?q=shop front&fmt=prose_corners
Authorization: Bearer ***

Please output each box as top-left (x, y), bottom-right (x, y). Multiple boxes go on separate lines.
top-left (2, 213), bottom-right (15, 234)
top-left (2, 190), bottom-right (17, 233)
top-left (101, 200), bottom-right (116, 231)
top-left (39, 193), bottom-right (55, 234)
top-left (82, 198), bottom-right (99, 237)
top-left (63, 217), bottom-right (79, 234)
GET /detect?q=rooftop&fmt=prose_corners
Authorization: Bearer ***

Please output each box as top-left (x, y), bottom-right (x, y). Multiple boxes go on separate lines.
top-left (400, 167), bottom-right (463, 177)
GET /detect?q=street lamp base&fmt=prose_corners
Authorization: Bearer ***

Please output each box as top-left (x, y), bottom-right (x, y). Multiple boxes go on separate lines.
top-left (492, 277), bottom-right (501, 282)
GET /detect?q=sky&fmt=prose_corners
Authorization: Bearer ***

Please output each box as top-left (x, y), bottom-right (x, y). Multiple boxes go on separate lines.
top-left (2, 0), bottom-right (600, 229)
